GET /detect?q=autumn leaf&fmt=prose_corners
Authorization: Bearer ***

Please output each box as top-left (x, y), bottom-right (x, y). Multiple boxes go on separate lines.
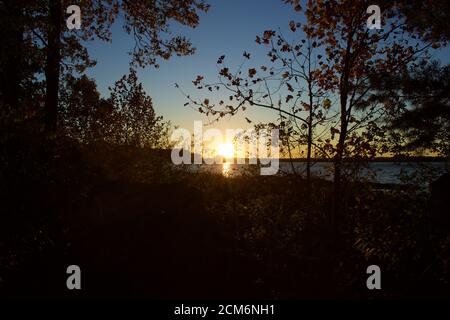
top-left (330, 127), bottom-right (340, 134)
top-left (323, 98), bottom-right (331, 109)
top-left (263, 30), bottom-right (276, 44)
top-left (219, 68), bottom-right (230, 77)
top-left (431, 43), bottom-right (441, 49)
top-left (330, 127), bottom-right (340, 139)
top-left (217, 55), bottom-right (225, 64)
top-left (192, 75), bottom-right (204, 86)
top-left (289, 21), bottom-right (297, 32)
top-left (248, 68), bottom-right (257, 78)
top-left (243, 51), bottom-right (251, 59)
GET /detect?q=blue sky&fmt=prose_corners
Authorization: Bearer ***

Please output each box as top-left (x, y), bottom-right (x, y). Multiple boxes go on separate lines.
top-left (84, 0), bottom-right (307, 131)
top-left (85, 0), bottom-right (450, 132)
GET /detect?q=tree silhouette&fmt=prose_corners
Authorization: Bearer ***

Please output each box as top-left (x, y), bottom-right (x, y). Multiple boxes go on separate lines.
top-left (182, 20), bottom-right (335, 195)
top-left (61, 70), bottom-right (170, 148)
top-left (380, 61), bottom-right (450, 157)
top-left (300, 0), bottom-right (444, 234)
top-left (1, 0), bottom-right (209, 131)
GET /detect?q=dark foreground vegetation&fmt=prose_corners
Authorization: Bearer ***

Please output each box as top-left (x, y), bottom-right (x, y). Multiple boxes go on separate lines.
top-left (1, 134), bottom-right (449, 299)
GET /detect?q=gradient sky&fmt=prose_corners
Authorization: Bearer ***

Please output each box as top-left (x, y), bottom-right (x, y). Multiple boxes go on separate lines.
top-left (85, 0), bottom-right (450, 134)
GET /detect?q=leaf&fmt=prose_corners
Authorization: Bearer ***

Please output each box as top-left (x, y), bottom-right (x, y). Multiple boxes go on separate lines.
top-left (192, 75), bottom-right (204, 86)
top-left (219, 68), bottom-right (230, 77)
top-left (289, 21), bottom-right (297, 32)
top-left (330, 127), bottom-right (340, 134)
top-left (323, 98), bottom-right (331, 109)
top-left (431, 43), bottom-right (441, 49)
top-left (262, 30), bottom-right (276, 43)
top-left (330, 127), bottom-right (340, 139)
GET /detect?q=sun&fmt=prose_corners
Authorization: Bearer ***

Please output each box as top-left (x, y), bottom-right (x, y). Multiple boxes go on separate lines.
top-left (216, 142), bottom-right (234, 159)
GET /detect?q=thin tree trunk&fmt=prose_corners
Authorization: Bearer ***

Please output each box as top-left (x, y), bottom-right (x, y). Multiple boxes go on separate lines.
top-left (306, 39), bottom-right (313, 198)
top-left (1, 0), bottom-right (23, 110)
top-left (332, 92), bottom-right (348, 237)
top-left (44, 0), bottom-right (62, 132)
top-left (332, 146), bottom-right (342, 235)
top-left (306, 123), bottom-right (312, 188)
top-left (331, 31), bottom-right (353, 238)
top-left (306, 94), bottom-right (313, 198)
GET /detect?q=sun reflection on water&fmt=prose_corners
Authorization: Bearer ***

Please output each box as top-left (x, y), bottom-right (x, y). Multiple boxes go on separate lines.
top-left (222, 162), bottom-right (232, 177)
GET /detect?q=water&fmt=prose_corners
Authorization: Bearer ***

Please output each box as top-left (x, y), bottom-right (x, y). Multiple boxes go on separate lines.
top-left (186, 161), bottom-right (447, 185)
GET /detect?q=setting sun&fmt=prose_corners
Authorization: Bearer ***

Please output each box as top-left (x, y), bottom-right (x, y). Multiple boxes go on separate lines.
top-left (216, 142), bottom-right (234, 159)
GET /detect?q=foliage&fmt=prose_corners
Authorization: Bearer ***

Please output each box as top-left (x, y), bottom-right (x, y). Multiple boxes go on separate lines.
top-left (382, 60), bottom-right (450, 157)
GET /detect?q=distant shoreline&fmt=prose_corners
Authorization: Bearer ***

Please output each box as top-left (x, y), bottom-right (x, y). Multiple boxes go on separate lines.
top-left (217, 156), bottom-right (447, 163)
top-left (277, 156), bottom-right (447, 163)
top-left (163, 149), bottom-right (447, 163)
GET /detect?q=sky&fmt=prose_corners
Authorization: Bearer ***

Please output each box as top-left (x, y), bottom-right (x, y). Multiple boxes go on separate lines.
top-left (85, 0), bottom-right (450, 135)
top-left (85, 0), bottom-right (307, 133)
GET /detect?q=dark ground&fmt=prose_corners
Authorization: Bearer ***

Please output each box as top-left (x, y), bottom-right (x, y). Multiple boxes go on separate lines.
top-left (1, 138), bottom-right (449, 299)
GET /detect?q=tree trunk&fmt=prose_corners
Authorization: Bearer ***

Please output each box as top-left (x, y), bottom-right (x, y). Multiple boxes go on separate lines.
top-left (306, 121), bottom-right (312, 188)
top-left (306, 95), bottom-right (313, 198)
top-left (44, 0), bottom-right (62, 132)
top-left (331, 32), bottom-right (353, 238)
top-left (1, 0), bottom-right (23, 110)
top-left (306, 44), bottom-right (313, 198)
top-left (332, 148), bottom-right (342, 235)
top-left (332, 94), bottom-right (348, 237)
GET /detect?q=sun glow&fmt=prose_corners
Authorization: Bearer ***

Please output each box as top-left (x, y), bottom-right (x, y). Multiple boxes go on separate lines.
top-left (216, 142), bottom-right (234, 159)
